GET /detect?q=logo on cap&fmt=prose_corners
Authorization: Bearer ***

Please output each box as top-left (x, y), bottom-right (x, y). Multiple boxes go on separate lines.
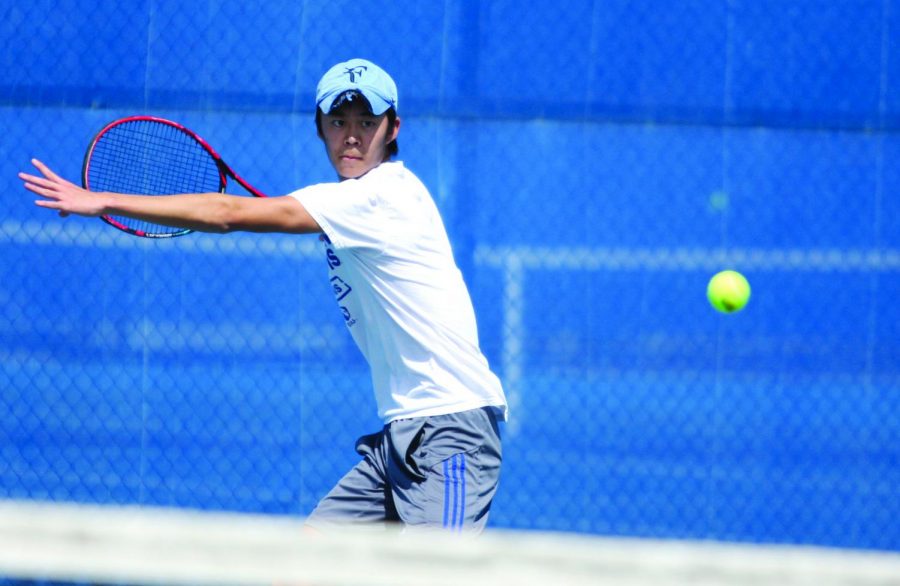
top-left (344, 65), bottom-right (367, 83)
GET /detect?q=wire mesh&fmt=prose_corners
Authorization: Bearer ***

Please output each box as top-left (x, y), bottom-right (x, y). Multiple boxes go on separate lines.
top-left (1, 0), bottom-right (899, 552)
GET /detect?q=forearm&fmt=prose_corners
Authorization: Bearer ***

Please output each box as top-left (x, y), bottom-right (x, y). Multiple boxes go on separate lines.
top-left (100, 191), bottom-right (237, 233)
top-left (23, 159), bottom-right (320, 234)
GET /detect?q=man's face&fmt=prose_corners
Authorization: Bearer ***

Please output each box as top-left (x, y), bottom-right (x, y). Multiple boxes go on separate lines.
top-left (320, 98), bottom-right (399, 180)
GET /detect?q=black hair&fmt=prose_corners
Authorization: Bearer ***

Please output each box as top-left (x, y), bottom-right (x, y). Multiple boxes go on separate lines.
top-left (315, 93), bottom-right (399, 160)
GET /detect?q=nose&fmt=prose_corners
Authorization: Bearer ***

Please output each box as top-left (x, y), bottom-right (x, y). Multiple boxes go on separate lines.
top-left (343, 125), bottom-right (361, 145)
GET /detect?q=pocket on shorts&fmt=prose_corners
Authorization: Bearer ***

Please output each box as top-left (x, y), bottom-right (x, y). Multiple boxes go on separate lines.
top-left (354, 430), bottom-right (384, 458)
top-left (408, 409), bottom-right (501, 473)
top-left (387, 418), bottom-right (428, 481)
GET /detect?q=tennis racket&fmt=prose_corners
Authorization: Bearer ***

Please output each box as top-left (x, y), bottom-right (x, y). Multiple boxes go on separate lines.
top-left (82, 115), bottom-right (267, 238)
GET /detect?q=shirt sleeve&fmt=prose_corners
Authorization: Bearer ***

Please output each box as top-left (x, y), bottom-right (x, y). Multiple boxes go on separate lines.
top-left (287, 179), bottom-right (386, 251)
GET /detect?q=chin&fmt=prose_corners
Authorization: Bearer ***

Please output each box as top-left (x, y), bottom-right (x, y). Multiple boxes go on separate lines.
top-left (339, 163), bottom-right (376, 179)
top-left (339, 169), bottom-right (363, 180)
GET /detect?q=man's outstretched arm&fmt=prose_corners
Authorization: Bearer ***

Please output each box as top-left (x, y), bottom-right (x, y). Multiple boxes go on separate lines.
top-left (21, 158), bottom-right (321, 234)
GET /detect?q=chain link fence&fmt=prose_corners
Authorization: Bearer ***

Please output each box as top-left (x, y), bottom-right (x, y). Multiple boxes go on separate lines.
top-left (1, 0), bottom-right (899, 550)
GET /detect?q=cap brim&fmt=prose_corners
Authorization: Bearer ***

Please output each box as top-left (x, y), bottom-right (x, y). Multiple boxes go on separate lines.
top-left (318, 89), bottom-right (393, 115)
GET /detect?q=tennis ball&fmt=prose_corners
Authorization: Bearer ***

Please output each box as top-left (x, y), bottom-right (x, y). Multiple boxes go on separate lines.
top-left (707, 270), bottom-right (751, 313)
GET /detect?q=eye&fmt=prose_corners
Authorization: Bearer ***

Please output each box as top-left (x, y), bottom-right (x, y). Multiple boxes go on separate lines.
top-left (330, 119), bottom-right (345, 128)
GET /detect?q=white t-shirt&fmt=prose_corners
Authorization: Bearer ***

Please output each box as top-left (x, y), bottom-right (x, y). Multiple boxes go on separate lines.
top-left (289, 161), bottom-right (508, 423)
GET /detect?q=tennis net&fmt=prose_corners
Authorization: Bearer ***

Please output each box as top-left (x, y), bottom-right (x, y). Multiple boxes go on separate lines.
top-left (1, 499), bottom-right (899, 586)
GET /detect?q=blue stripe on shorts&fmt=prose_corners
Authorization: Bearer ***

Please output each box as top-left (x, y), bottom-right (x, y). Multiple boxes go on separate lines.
top-left (442, 453), bottom-right (467, 531)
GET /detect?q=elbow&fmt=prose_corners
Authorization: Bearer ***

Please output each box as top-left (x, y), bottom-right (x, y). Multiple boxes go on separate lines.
top-left (209, 196), bottom-right (241, 233)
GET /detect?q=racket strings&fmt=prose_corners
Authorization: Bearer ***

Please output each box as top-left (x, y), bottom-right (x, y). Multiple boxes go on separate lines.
top-left (86, 119), bottom-right (223, 237)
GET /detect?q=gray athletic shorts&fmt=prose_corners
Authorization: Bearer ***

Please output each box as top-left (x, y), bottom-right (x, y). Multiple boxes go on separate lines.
top-left (306, 406), bottom-right (503, 533)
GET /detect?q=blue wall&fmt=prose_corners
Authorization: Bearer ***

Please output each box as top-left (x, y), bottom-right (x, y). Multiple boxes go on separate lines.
top-left (2, 0), bottom-right (899, 550)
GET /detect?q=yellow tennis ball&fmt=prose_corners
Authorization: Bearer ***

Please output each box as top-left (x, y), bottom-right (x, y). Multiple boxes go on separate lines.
top-left (707, 270), bottom-right (751, 313)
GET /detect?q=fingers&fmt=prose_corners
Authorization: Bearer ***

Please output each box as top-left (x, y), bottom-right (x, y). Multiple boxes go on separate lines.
top-left (30, 158), bottom-right (63, 182)
top-left (21, 159), bottom-right (89, 217)
top-left (21, 159), bottom-right (74, 193)
top-left (34, 199), bottom-right (61, 209)
top-left (20, 164), bottom-right (67, 212)
top-left (20, 174), bottom-right (60, 199)
top-left (19, 171), bottom-right (55, 189)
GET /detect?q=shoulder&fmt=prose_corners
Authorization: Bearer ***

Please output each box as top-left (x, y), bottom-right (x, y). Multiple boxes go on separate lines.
top-left (363, 161), bottom-right (416, 184)
top-left (365, 162), bottom-right (431, 202)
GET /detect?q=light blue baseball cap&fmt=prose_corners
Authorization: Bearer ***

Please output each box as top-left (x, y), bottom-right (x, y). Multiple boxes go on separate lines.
top-left (316, 58), bottom-right (398, 115)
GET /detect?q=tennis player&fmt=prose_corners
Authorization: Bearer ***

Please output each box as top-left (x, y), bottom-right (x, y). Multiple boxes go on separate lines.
top-left (21, 59), bottom-right (507, 533)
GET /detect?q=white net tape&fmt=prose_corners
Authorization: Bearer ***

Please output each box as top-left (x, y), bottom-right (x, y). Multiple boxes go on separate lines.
top-left (2, 500), bottom-right (900, 586)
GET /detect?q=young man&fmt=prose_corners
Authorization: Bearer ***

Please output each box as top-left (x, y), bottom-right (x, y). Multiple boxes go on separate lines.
top-left (20, 59), bottom-right (507, 533)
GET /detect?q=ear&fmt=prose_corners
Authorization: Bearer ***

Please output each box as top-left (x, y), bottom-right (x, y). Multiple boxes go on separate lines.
top-left (387, 115), bottom-right (401, 143)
